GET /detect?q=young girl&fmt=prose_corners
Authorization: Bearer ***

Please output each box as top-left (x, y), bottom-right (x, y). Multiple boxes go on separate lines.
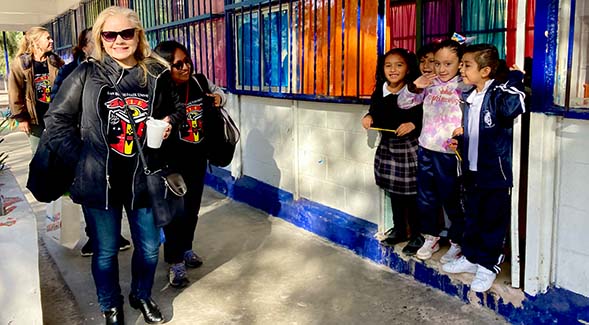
top-left (443, 44), bottom-right (525, 293)
top-left (401, 43), bottom-right (437, 256)
top-left (361, 48), bottom-right (422, 246)
top-left (397, 40), bottom-right (470, 261)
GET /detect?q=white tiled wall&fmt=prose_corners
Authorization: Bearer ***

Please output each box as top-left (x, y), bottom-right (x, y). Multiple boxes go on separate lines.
top-left (555, 118), bottom-right (589, 297)
top-left (238, 96), bottom-right (381, 225)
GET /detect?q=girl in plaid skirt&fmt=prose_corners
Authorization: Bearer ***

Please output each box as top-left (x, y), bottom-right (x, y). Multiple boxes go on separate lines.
top-left (361, 48), bottom-right (422, 247)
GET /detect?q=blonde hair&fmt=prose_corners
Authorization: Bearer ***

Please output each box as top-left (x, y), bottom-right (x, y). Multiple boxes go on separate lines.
top-left (92, 6), bottom-right (167, 84)
top-left (16, 26), bottom-right (50, 58)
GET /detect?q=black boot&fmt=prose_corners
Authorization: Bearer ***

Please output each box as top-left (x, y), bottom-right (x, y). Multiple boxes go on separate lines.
top-left (129, 295), bottom-right (164, 324)
top-left (103, 306), bottom-right (124, 325)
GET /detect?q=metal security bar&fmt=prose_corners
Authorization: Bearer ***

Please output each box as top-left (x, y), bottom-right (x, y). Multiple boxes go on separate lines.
top-left (226, 0), bottom-right (380, 102)
top-left (44, 11), bottom-right (75, 61)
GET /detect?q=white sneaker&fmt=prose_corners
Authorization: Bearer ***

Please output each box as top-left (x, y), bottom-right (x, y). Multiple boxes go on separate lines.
top-left (471, 265), bottom-right (497, 292)
top-left (442, 256), bottom-right (477, 274)
top-left (440, 242), bottom-right (462, 264)
top-left (416, 235), bottom-right (440, 260)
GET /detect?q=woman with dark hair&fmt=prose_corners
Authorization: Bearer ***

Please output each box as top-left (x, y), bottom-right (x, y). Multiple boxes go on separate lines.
top-left (51, 27), bottom-right (94, 97)
top-left (154, 40), bottom-right (226, 288)
top-left (361, 48), bottom-right (422, 247)
top-left (45, 6), bottom-right (185, 324)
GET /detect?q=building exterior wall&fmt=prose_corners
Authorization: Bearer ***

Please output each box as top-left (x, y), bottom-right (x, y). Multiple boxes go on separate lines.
top-left (238, 96), bottom-right (380, 225)
top-left (554, 118), bottom-right (589, 297)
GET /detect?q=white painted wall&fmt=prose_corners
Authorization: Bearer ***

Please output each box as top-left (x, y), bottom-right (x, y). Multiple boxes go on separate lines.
top-left (526, 113), bottom-right (589, 298)
top-left (553, 118), bottom-right (589, 297)
top-left (237, 98), bottom-right (589, 299)
top-left (238, 96), bottom-right (381, 224)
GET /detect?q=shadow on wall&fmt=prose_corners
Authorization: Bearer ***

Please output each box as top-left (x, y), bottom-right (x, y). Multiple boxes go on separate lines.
top-left (366, 129), bottom-right (379, 149)
top-left (239, 128), bottom-right (282, 216)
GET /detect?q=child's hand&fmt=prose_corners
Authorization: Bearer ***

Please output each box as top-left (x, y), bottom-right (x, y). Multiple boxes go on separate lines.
top-left (447, 138), bottom-right (459, 151)
top-left (413, 73), bottom-right (436, 89)
top-left (452, 127), bottom-right (463, 137)
top-left (361, 115), bottom-right (373, 129)
top-left (396, 122), bottom-right (415, 137)
top-left (510, 64), bottom-right (525, 74)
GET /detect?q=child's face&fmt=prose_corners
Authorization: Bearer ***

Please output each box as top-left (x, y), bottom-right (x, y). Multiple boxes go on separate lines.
top-left (383, 53), bottom-right (409, 86)
top-left (460, 53), bottom-right (486, 88)
top-left (419, 52), bottom-right (435, 74)
top-left (434, 47), bottom-right (461, 82)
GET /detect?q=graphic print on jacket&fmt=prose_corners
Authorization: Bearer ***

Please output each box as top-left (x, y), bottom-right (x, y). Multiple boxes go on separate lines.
top-left (105, 91), bottom-right (149, 156)
top-left (179, 98), bottom-right (204, 144)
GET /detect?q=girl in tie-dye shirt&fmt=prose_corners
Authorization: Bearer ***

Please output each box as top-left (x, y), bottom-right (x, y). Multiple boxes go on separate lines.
top-left (397, 40), bottom-right (472, 263)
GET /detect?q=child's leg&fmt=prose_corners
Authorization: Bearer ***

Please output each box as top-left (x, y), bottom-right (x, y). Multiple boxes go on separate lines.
top-left (433, 152), bottom-right (464, 245)
top-left (416, 147), bottom-right (442, 236)
top-left (460, 179), bottom-right (483, 263)
top-left (390, 193), bottom-right (408, 235)
top-left (470, 188), bottom-right (511, 273)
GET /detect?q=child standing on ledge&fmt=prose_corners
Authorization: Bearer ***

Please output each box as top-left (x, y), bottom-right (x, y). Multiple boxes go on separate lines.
top-left (443, 44), bottom-right (525, 293)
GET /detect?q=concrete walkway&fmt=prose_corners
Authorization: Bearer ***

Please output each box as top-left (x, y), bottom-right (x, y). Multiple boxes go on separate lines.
top-left (1, 128), bottom-right (507, 324)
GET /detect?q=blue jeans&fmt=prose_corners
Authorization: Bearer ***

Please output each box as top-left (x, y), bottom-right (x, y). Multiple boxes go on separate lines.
top-left (83, 206), bottom-right (160, 311)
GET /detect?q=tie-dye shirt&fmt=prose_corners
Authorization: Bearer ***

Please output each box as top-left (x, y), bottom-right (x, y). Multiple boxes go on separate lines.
top-left (397, 75), bottom-right (471, 153)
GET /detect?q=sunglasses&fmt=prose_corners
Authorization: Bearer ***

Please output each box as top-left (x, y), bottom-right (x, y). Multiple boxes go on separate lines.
top-left (171, 59), bottom-right (191, 70)
top-left (100, 28), bottom-right (136, 42)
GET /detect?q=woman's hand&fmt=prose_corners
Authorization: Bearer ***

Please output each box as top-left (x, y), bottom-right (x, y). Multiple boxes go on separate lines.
top-left (208, 94), bottom-right (222, 107)
top-left (396, 122), bottom-right (415, 137)
top-left (162, 116), bottom-right (172, 140)
top-left (18, 120), bottom-right (30, 135)
top-left (361, 115), bottom-right (373, 129)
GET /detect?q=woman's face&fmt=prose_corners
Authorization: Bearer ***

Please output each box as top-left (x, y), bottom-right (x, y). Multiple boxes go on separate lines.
top-left (383, 53), bottom-right (408, 87)
top-left (101, 14), bottom-right (138, 68)
top-left (170, 48), bottom-right (191, 85)
top-left (35, 31), bottom-right (53, 54)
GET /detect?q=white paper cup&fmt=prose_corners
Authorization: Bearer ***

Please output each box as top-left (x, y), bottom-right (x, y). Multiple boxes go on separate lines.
top-left (145, 118), bottom-right (169, 149)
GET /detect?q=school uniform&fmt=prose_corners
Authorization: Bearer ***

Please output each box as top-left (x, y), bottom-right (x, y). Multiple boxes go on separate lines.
top-left (368, 82), bottom-right (422, 236)
top-left (458, 72), bottom-right (525, 273)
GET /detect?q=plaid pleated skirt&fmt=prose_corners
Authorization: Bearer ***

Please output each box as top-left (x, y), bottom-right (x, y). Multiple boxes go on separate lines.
top-left (374, 135), bottom-right (419, 195)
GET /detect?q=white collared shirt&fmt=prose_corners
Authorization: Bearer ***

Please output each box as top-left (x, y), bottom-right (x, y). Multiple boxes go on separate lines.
top-left (466, 79), bottom-right (494, 171)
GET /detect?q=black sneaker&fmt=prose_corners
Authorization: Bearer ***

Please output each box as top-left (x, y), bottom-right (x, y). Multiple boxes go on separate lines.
top-left (119, 236), bottom-right (131, 251)
top-left (80, 239), bottom-right (93, 257)
top-left (183, 250), bottom-right (203, 268)
top-left (168, 263), bottom-right (189, 288)
top-left (402, 235), bottom-right (425, 256)
top-left (380, 228), bottom-right (407, 247)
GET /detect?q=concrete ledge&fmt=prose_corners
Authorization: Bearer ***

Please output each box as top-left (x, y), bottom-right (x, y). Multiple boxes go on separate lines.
top-left (0, 169), bottom-right (43, 324)
top-left (205, 166), bottom-right (589, 324)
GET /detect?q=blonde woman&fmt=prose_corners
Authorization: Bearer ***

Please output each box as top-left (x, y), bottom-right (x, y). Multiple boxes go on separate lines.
top-left (8, 26), bottom-right (64, 152)
top-left (45, 6), bottom-right (185, 324)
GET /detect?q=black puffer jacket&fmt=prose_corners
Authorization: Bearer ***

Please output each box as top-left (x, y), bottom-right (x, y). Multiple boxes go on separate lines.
top-left (44, 55), bottom-right (185, 209)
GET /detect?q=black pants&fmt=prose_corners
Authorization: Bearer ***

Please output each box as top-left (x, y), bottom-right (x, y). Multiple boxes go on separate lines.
top-left (390, 193), bottom-right (419, 238)
top-left (461, 171), bottom-right (511, 273)
top-left (163, 153), bottom-right (208, 264)
top-left (416, 147), bottom-right (464, 243)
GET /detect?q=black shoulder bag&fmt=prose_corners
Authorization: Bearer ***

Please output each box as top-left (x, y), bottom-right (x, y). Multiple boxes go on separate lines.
top-left (95, 65), bottom-right (187, 227)
top-left (194, 74), bottom-right (240, 167)
top-left (27, 131), bottom-right (76, 203)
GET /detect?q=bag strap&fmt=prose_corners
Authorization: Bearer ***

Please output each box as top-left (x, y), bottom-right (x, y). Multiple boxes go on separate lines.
top-left (94, 63), bottom-right (153, 175)
top-left (193, 73), bottom-right (211, 94)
